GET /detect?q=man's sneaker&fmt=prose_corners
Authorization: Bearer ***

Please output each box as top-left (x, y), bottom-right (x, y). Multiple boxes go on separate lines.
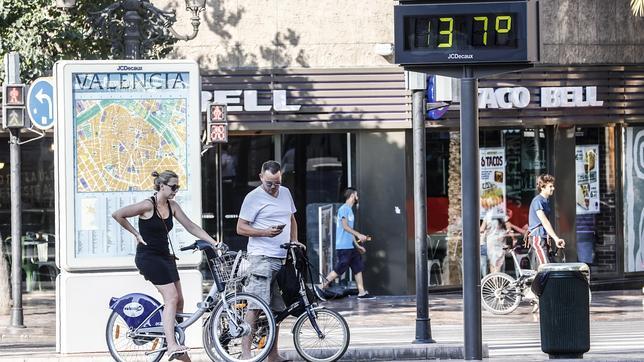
top-left (313, 285), bottom-right (327, 302)
top-left (357, 293), bottom-right (375, 300)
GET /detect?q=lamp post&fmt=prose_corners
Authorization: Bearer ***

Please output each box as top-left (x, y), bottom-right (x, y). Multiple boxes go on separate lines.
top-left (85, 0), bottom-right (206, 59)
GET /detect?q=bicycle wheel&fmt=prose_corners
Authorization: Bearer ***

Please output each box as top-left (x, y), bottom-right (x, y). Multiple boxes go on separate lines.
top-left (105, 310), bottom-right (165, 362)
top-left (204, 293), bottom-right (276, 362)
top-left (293, 307), bottom-right (350, 362)
top-left (481, 272), bottom-right (522, 315)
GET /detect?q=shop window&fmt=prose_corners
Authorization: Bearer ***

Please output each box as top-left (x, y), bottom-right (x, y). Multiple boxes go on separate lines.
top-left (426, 128), bottom-right (548, 286)
top-left (281, 134), bottom-right (351, 283)
top-left (201, 136), bottom-right (274, 251)
top-left (575, 127), bottom-right (618, 274)
top-left (281, 134), bottom-right (349, 226)
top-left (0, 136), bottom-right (56, 290)
top-left (0, 137), bottom-right (55, 240)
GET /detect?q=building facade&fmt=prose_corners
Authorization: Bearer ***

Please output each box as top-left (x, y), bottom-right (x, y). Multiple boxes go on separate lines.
top-left (1, 0), bottom-right (644, 293)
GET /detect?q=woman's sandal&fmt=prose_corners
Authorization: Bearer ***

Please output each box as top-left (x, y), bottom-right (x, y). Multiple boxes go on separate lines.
top-left (168, 345), bottom-right (190, 361)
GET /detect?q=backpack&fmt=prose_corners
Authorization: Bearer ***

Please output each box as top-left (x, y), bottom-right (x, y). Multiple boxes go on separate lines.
top-left (276, 247), bottom-right (318, 316)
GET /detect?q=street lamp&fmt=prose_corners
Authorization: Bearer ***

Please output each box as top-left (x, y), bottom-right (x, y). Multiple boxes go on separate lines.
top-left (85, 0), bottom-right (206, 59)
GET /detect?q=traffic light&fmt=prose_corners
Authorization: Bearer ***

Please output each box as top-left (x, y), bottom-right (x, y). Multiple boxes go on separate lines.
top-left (2, 84), bottom-right (28, 129)
top-left (207, 103), bottom-right (228, 144)
top-left (208, 103), bottom-right (227, 123)
top-left (3, 84), bottom-right (25, 105)
top-left (3, 107), bottom-right (26, 128)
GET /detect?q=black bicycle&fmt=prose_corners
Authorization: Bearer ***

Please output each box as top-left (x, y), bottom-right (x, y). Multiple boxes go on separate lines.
top-left (256, 242), bottom-right (351, 362)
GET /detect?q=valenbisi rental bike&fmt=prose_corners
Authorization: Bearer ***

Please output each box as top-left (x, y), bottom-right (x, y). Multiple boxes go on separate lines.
top-left (105, 240), bottom-right (276, 362)
top-left (255, 242), bottom-right (350, 362)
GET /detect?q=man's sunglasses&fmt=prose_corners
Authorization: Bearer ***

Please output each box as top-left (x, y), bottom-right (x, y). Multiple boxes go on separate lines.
top-left (165, 184), bottom-right (180, 192)
top-left (264, 181), bottom-right (281, 188)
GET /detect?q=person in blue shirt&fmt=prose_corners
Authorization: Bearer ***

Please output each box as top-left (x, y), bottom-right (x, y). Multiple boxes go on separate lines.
top-left (528, 174), bottom-right (566, 265)
top-left (317, 188), bottom-right (375, 300)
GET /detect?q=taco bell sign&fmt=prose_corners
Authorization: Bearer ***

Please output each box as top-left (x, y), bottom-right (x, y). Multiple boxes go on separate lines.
top-left (478, 86), bottom-right (603, 109)
top-left (201, 90), bottom-right (301, 112)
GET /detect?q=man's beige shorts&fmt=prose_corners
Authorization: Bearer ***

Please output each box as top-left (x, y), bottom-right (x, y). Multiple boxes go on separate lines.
top-left (244, 254), bottom-right (286, 311)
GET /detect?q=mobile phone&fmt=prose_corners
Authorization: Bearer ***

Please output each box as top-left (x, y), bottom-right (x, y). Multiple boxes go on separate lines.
top-left (275, 224), bottom-right (286, 230)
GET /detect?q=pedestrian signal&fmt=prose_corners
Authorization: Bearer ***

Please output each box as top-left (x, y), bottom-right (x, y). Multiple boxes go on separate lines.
top-left (208, 103), bottom-right (227, 123)
top-left (2, 106), bottom-right (27, 129)
top-left (206, 102), bottom-right (228, 144)
top-left (3, 84), bottom-right (25, 106)
top-left (209, 123), bottom-right (228, 143)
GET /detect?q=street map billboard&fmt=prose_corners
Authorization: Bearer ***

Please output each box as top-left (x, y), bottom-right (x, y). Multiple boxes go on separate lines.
top-left (55, 60), bottom-right (202, 271)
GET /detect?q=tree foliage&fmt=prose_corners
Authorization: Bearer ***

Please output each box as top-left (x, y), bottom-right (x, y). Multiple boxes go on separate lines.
top-left (0, 1), bottom-right (116, 82)
top-left (1, 0), bottom-right (181, 84)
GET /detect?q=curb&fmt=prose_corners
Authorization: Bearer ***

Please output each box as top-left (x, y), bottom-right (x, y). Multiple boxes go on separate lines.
top-left (282, 343), bottom-right (485, 361)
top-left (0, 344), bottom-right (483, 361)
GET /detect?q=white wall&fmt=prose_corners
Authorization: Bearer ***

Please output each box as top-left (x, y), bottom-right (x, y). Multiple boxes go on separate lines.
top-left (57, 270), bottom-right (203, 354)
top-left (160, 0), bottom-right (395, 69)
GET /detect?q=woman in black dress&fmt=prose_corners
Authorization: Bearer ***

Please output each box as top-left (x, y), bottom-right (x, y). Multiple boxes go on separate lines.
top-left (112, 170), bottom-right (217, 360)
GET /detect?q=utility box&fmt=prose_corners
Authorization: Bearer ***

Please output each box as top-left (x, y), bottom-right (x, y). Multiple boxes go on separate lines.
top-left (532, 263), bottom-right (590, 359)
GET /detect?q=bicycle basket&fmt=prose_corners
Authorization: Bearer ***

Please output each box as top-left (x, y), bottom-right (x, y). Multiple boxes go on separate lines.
top-left (212, 251), bottom-right (250, 288)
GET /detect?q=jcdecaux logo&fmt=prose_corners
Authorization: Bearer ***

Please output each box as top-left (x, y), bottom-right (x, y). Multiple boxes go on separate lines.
top-left (117, 65), bottom-right (143, 71)
top-left (447, 53), bottom-right (474, 60)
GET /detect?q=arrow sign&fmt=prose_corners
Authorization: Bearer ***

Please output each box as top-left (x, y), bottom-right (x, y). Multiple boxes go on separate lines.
top-left (27, 77), bottom-right (55, 130)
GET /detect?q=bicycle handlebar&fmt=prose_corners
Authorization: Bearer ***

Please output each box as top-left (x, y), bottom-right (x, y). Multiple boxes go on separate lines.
top-left (280, 242), bottom-right (304, 250)
top-left (180, 240), bottom-right (227, 253)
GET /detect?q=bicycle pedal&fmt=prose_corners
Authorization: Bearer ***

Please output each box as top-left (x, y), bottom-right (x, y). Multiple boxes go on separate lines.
top-left (145, 347), bottom-right (167, 356)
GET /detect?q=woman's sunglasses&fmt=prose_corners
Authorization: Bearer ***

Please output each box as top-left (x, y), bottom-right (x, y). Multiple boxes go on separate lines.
top-left (165, 184), bottom-right (180, 192)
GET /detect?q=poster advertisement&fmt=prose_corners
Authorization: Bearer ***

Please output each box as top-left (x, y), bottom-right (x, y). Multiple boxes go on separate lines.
top-left (318, 204), bottom-right (334, 283)
top-left (479, 148), bottom-right (506, 219)
top-left (575, 145), bottom-right (600, 214)
top-left (624, 128), bottom-right (644, 272)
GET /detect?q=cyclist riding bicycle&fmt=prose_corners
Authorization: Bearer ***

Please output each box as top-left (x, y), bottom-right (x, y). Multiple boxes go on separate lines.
top-left (112, 170), bottom-right (218, 361)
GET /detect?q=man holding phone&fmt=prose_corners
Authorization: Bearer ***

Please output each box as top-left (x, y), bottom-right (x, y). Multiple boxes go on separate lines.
top-left (237, 160), bottom-right (302, 362)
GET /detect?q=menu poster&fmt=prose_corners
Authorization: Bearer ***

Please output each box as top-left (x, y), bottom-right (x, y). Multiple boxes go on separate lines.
top-left (479, 148), bottom-right (506, 219)
top-left (575, 145), bottom-right (600, 215)
top-left (318, 204), bottom-right (334, 283)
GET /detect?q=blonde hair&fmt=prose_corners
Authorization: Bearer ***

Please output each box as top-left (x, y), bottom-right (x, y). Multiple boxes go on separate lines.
top-left (151, 170), bottom-right (178, 191)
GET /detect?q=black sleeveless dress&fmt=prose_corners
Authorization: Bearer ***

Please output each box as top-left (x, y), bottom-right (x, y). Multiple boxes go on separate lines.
top-left (134, 196), bottom-right (180, 285)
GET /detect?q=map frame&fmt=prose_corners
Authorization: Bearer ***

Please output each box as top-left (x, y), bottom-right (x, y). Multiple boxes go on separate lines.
top-left (55, 60), bottom-right (202, 272)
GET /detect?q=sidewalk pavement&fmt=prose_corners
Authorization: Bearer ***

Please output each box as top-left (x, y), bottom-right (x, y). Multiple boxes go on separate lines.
top-left (1, 287), bottom-right (643, 361)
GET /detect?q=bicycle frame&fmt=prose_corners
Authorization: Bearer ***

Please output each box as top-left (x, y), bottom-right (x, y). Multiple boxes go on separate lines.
top-left (108, 242), bottom-right (245, 352)
top-left (271, 245), bottom-right (325, 338)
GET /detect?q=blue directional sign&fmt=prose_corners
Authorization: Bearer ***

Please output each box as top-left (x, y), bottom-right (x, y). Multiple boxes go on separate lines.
top-left (27, 77), bottom-right (55, 130)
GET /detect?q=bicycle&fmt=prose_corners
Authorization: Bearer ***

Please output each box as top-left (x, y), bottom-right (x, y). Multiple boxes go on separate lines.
top-left (481, 246), bottom-right (591, 315)
top-left (105, 240), bottom-right (277, 362)
top-left (480, 246), bottom-right (538, 315)
top-left (255, 242), bottom-right (351, 362)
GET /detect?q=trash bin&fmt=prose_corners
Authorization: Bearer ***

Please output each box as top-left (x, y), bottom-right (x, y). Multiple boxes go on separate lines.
top-left (531, 263), bottom-right (590, 359)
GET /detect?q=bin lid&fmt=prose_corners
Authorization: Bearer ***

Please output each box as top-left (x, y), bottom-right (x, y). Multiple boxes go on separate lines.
top-left (538, 262), bottom-right (589, 273)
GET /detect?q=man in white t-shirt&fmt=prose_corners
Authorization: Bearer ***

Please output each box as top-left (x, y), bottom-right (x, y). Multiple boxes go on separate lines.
top-left (237, 160), bottom-right (302, 362)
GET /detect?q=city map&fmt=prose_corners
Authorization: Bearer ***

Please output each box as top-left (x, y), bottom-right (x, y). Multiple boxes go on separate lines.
top-left (75, 98), bottom-right (187, 192)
